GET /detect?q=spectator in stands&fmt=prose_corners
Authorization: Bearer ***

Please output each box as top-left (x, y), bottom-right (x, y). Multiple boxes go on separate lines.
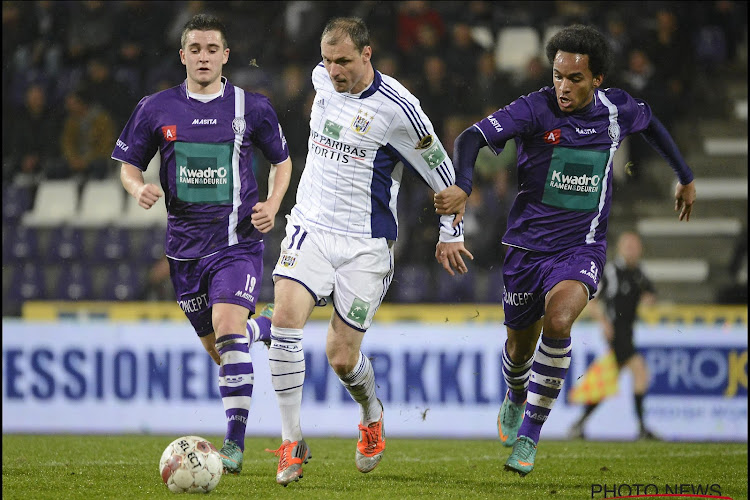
top-left (59, 85), bottom-right (117, 180)
top-left (619, 48), bottom-right (675, 183)
top-left (412, 55), bottom-right (456, 138)
top-left (84, 55), bottom-right (134, 126)
top-left (444, 22), bottom-right (483, 89)
top-left (66, 1), bottom-right (116, 61)
top-left (641, 8), bottom-right (689, 112)
top-left (3, 83), bottom-right (64, 186)
top-left (472, 52), bottom-right (515, 115)
top-left (141, 256), bottom-right (176, 302)
top-left (397, 1), bottom-right (445, 55)
top-left (512, 55), bottom-right (550, 95)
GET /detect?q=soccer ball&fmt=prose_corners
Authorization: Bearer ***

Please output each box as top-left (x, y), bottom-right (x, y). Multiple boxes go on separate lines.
top-left (159, 435), bottom-right (223, 493)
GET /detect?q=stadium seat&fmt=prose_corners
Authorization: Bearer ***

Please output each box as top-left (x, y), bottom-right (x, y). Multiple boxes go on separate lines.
top-left (71, 179), bottom-right (125, 228)
top-left (46, 225), bottom-right (86, 262)
top-left (21, 179), bottom-right (79, 227)
top-left (494, 26), bottom-right (541, 74)
top-left (2, 184), bottom-right (32, 223)
top-left (4, 224), bottom-right (41, 262)
top-left (137, 225), bottom-right (167, 262)
top-left (118, 194), bottom-right (168, 228)
top-left (392, 264), bottom-right (432, 303)
top-left (117, 152), bottom-right (167, 228)
top-left (540, 25), bottom-right (564, 59)
top-left (7, 262), bottom-right (47, 303)
top-left (486, 267), bottom-right (505, 303)
top-left (54, 262), bottom-right (94, 301)
top-left (100, 263), bottom-right (143, 301)
top-left (436, 269), bottom-right (476, 303)
top-left (91, 226), bottom-right (133, 262)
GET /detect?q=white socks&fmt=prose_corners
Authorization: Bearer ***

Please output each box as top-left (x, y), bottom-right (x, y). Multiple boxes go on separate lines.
top-left (268, 326), bottom-right (305, 442)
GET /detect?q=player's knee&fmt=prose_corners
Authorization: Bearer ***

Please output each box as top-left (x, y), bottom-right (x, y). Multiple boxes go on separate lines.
top-left (506, 340), bottom-right (535, 363)
top-left (212, 317), bottom-right (248, 338)
top-left (544, 311), bottom-right (574, 338)
top-left (327, 351), bottom-right (356, 377)
top-left (269, 307), bottom-right (304, 329)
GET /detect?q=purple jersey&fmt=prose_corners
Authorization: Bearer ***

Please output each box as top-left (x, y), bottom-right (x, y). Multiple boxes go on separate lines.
top-left (474, 86), bottom-right (651, 252)
top-left (112, 79), bottom-right (289, 260)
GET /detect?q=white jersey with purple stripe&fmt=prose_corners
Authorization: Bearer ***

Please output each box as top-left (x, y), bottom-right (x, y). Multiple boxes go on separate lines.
top-left (112, 78), bottom-right (289, 260)
top-left (292, 63), bottom-right (463, 242)
top-left (475, 86), bottom-right (651, 252)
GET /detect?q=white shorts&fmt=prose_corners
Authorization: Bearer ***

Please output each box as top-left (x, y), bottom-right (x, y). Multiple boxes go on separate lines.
top-left (272, 213), bottom-right (394, 331)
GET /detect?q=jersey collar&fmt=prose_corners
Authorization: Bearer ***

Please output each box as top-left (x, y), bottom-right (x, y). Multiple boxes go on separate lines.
top-left (182, 76), bottom-right (228, 100)
top-left (358, 70), bottom-right (381, 99)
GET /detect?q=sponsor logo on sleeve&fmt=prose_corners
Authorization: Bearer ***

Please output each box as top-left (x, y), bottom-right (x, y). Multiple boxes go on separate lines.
top-left (421, 141), bottom-right (446, 169)
top-left (278, 123), bottom-right (287, 150)
top-left (543, 129), bottom-right (561, 144)
top-left (162, 125), bottom-right (177, 142)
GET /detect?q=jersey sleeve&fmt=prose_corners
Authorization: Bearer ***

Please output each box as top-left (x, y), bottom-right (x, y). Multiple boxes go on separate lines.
top-left (110, 95), bottom-right (159, 171)
top-left (473, 96), bottom-right (536, 155)
top-left (248, 94), bottom-right (290, 165)
top-left (386, 99), bottom-right (464, 242)
top-left (609, 89), bottom-right (653, 135)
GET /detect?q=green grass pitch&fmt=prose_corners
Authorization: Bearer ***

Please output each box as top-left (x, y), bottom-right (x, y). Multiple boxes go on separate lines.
top-left (2, 435), bottom-right (747, 499)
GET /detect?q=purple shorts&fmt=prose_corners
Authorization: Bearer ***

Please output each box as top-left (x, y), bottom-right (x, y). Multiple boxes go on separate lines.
top-left (501, 242), bottom-right (606, 330)
top-left (168, 241), bottom-right (264, 337)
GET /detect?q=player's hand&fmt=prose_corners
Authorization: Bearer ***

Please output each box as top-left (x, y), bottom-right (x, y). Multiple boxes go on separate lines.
top-left (434, 185), bottom-right (468, 227)
top-left (251, 200), bottom-right (280, 233)
top-left (674, 180), bottom-right (696, 221)
top-left (435, 241), bottom-right (474, 276)
top-left (135, 183), bottom-right (163, 209)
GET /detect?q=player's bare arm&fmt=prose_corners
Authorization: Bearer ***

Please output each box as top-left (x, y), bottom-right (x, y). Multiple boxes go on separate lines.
top-left (674, 180), bottom-right (696, 221)
top-left (434, 185), bottom-right (469, 227)
top-left (120, 162), bottom-right (163, 209)
top-left (435, 241), bottom-right (474, 276)
top-left (251, 157), bottom-right (292, 233)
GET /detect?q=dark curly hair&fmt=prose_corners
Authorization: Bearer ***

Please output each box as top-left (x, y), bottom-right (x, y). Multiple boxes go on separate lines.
top-left (545, 24), bottom-right (612, 77)
top-left (181, 14), bottom-right (229, 50)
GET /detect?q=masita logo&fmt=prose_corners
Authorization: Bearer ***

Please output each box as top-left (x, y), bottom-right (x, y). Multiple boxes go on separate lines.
top-left (192, 118), bottom-right (217, 125)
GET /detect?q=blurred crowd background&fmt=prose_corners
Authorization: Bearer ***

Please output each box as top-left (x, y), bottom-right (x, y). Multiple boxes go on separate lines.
top-left (2, 1), bottom-right (747, 314)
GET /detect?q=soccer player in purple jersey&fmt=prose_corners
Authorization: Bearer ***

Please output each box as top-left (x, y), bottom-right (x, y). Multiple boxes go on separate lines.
top-left (435, 24), bottom-right (696, 476)
top-left (111, 14), bottom-right (293, 475)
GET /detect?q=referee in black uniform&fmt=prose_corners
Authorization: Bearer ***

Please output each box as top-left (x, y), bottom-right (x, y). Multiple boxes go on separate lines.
top-left (569, 231), bottom-right (659, 440)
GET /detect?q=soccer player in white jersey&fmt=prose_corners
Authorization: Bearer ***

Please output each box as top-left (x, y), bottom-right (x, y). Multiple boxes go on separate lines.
top-left (263, 17), bottom-right (473, 486)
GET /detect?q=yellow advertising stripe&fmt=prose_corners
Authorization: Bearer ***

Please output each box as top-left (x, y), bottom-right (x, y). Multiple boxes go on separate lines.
top-left (20, 302), bottom-right (748, 325)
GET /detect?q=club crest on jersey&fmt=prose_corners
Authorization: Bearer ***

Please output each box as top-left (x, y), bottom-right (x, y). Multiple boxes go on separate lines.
top-left (415, 134), bottom-right (433, 149)
top-left (232, 117), bottom-right (246, 136)
top-left (608, 121), bottom-right (620, 144)
top-left (278, 251), bottom-right (297, 269)
top-left (351, 109), bottom-right (373, 135)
